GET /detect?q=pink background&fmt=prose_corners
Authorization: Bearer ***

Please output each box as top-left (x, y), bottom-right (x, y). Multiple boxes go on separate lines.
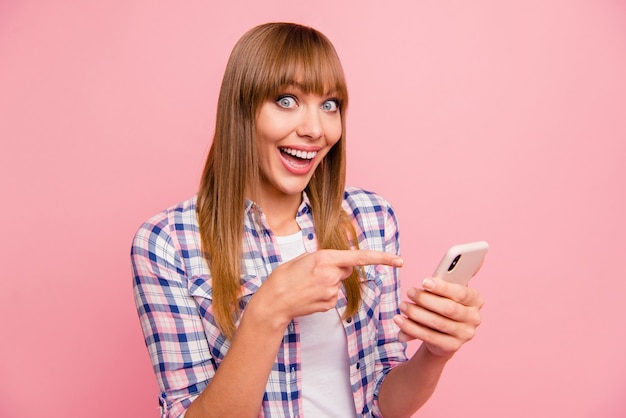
top-left (1, 1), bottom-right (625, 417)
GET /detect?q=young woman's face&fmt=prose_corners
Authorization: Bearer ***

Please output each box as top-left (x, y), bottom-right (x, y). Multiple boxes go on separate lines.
top-left (254, 83), bottom-right (342, 205)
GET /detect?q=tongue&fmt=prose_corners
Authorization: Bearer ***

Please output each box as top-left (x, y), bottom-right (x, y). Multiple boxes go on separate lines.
top-left (281, 150), bottom-right (309, 168)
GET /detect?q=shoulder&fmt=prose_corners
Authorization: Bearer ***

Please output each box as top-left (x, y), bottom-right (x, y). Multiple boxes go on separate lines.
top-left (342, 187), bottom-right (400, 256)
top-left (342, 186), bottom-right (396, 218)
top-left (342, 186), bottom-right (399, 239)
top-left (132, 196), bottom-right (199, 252)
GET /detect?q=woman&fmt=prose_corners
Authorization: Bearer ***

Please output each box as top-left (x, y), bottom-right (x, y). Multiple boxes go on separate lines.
top-left (132, 22), bottom-right (483, 417)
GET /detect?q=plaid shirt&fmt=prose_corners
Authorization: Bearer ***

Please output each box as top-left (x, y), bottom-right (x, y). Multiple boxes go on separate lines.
top-left (131, 186), bottom-right (407, 417)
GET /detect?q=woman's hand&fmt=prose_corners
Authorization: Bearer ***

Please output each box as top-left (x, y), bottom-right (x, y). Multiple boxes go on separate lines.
top-left (188, 249), bottom-right (401, 418)
top-left (393, 277), bottom-right (484, 358)
top-left (256, 249), bottom-right (403, 328)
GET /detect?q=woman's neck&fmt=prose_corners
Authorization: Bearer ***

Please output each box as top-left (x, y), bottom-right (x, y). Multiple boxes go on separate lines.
top-left (252, 192), bottom-right (302, 236)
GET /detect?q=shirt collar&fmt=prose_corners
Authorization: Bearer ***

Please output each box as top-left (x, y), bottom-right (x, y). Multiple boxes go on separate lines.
top-left (244, 191), bottom-right (312, 217)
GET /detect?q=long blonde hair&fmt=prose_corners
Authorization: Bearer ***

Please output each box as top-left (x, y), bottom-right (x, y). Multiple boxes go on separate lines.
top-left (197, 22), bottom-right (361, 339)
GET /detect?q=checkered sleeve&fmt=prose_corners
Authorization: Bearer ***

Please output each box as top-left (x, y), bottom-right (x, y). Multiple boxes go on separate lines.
top-left (131, 210), bottom-right (213, 418)
top-left (371, 197), bottom-right (408, 416)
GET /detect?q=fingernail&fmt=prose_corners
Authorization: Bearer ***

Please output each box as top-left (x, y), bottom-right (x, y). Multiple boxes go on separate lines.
top-left (394, 257), bottom-right (404, 267)
top-left (407, 288), bottom-right (416, 298)
top-left (422, 278), bottom-right (435, 290)
top-left (393, 315), bottom-right (403, 325)
top-left (399, 302), bottom-right (407, 312)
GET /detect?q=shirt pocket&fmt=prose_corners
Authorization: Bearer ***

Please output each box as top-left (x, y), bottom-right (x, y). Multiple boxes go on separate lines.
top-left (187, 273), bottom-right (265, 358)
top-left (358, 265), bottom-right (385, 341)
top-left (237, 274), bottom-right (265, 310)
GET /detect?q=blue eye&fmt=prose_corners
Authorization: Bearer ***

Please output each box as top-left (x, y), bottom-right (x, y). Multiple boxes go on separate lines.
top-left (322, 100), bottom-right (339, 112)
top-left (277, 96), bottom-right (297, 108)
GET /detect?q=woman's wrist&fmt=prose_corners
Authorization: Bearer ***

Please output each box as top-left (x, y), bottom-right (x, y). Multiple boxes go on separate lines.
top-left (415, 342), bottom-right (455, 366)
top-left (243, 289), bottom-right (292, 335)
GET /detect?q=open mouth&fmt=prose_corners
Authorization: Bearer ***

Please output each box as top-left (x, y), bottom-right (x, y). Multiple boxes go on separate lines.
top-left (279, 147), bottom-right (318, 173)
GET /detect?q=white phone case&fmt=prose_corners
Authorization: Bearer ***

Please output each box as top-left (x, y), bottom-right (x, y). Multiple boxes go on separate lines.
top-left (432, 241), bottom-right (489, 286)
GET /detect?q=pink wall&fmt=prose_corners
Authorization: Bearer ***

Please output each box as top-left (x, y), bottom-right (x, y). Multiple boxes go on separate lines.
top-left (1, 1), bottom-right (625, 417)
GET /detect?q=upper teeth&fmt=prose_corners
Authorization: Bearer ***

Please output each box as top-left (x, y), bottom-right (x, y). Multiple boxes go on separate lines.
top-left (282, 147), bottom-right (317, 160)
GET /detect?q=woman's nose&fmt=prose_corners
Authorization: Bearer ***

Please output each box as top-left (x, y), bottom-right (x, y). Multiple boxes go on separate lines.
top-left (296, 107), bottom-right (323, 140)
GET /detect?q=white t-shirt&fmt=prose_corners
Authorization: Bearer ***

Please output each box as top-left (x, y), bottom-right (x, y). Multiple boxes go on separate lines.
top-left (275, 231), bottom-right (357, 417)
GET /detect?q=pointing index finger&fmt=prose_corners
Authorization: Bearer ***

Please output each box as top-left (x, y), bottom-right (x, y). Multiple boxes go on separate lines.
top-left (333, 249), bottom-right (403, 268)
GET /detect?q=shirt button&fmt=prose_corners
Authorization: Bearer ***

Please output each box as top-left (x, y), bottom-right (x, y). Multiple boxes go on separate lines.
top-left (346, 318), bottom-right (352, 324)
top-left (307, 233), bottom-right (314, 240)
top-left (355, 362), bottom-right (360, 370)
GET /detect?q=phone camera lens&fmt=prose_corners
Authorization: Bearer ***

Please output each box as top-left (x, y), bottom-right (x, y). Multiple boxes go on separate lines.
top-left (448, 254), bottom-right (461, 271)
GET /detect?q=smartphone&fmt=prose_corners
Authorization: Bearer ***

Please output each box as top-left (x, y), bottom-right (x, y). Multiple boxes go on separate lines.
top-left (432, 241), bottom-right (489, 286)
